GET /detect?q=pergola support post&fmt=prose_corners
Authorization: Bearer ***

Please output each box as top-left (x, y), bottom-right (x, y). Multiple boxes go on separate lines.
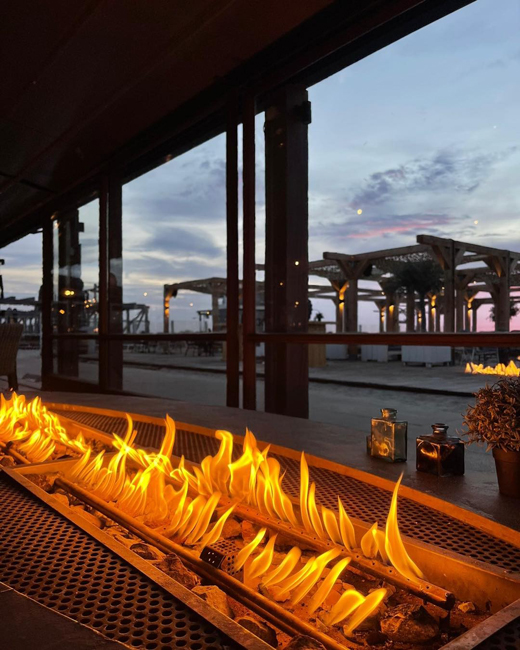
top-left (264, 85), bottom-right (310, 418)
top-left (406, 289), bottom-right (415, 332)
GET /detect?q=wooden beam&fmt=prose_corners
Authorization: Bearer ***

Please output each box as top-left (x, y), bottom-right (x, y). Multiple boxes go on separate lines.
top-left (324, 243), bottom-right (429, 264)
top-left (418, 234), bottom-right (511, 259)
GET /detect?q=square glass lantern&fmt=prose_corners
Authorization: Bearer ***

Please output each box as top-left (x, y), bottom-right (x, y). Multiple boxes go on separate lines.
top-left (370, 408), bottom-right (407, 462)
top-left (416, 423), bottom-right (465, 476)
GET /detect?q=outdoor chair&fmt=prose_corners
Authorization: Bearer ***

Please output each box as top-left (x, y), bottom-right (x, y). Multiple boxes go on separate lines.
top-left (0, 323), bottom-right (23, 391)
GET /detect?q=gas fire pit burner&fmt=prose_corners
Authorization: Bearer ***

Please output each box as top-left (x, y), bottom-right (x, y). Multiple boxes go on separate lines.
top-left (1, 399), bottom-right (520, 650)
top-left (0, 473), bottom-right (246, 650)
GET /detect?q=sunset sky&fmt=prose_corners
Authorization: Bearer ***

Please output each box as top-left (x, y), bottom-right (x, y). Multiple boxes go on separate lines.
top-left (2, 0), bottom-right (519, 332)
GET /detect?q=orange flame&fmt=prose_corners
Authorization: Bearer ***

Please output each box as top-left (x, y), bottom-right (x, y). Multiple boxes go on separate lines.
top-left (465, 360), bottom-right (520, 376)
top-left (59, 404), bottom-right (425, 632)
top-left (0, 393), bottom-right (89, 462)
top-left (385, 474), bottom-right (424, 584)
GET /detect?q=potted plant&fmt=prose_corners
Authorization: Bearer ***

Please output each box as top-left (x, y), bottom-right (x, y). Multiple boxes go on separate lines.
top-left (462, 378), bottom-right (520, 498)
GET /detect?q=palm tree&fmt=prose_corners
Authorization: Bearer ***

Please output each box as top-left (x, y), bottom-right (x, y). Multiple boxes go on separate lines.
top-left (389, 259), bottom-right (443, 332)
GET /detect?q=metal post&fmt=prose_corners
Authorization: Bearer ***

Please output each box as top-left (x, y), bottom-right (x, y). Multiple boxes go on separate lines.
top-left (242, 91), bottom-right (257, 410)
top-left (99, 174), bottom-right (109, 390)
top-left (108, 169), bottom-right (123, 390)
top-left (57, 209), bottom-right (81, 377)
top-left (41, 216), bottom-right (54, 386)
top-left (226, 94), bottom-right (240, 408)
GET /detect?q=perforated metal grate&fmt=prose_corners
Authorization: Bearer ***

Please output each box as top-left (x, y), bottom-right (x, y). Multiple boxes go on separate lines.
top-left (51, 408), bottom-right (520, 573)
top-left (0, 473), bottom-right (239, 650)
top-left (274, 456), bottom-right (520, 571)
top-left (475, 617), bottom-right (520, 649)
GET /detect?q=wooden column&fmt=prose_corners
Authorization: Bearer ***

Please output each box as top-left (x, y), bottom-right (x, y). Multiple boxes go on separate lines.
top-left (385, 290), bottom-right (397, 332)
top-left (428, 296), bottom-right (435, 332)
top-left (472, 302), bottom-right (480, 332)
top-left (495, 253), bottom-right (510, 332)
top-left (376, 302), bottom-right (385, 332)
top-left (345, 278), bottom-right (358, 358)
top-left (163, 286), bottom-right (170, 334)
top-left (418, 236), bottom-right (465, 333)
top-left (406, 289), bottom-right (415, 332)
top-left (331, 280), bottom-right (347, 333)
top-left (455, 290), bottom-right (465, 332)
top-left (211, 291), bottom-right (220, 331)
top-left (242, 92), bottom-right (257, 410)
top-left (264, 85), bottom-right (310, 419)
top-left (226, 95), bottom-right (240, 408)
top-left (464, 298), bottom-right (472, 332)
top-left (41, 216), bottom-right (54, 386)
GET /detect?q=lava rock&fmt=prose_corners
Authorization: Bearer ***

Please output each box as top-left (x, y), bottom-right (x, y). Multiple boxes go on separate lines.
top-left (364, 631), bottom-right (387, 646)
top-left (0, 454), bottom-right (15, 467)
top-left (236, 617), bottom-right (278, 647)
top-left (284, 635), bottom-right (327, 650)
top-left (193, 585), bottom-right (233, 618)
top-left (130, 543), bottom-right (165, 562)
top-left (380, 604), bottom-right (438, 644)
top-left (222, 517), bottom-right (242, 539)
top-left (156, 553), bottom-right (200, 589)
top-left (458, 601), bottom-right (476, 613)
top-left (30, 474), bottom-right (53, 491)
top-left (241, 520), bottom-right (258, 544)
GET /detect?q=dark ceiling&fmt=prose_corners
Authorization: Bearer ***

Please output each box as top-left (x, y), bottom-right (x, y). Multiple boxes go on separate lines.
top-left (0, 0), bottom-right (337, 240)
top-left (0, 0), bottom-right (471, 244)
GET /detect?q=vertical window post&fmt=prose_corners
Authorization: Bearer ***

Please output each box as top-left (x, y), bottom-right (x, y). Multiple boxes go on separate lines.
top-left (242, 91), bottom-right (257, 410)
top-left (226, 93), bottom-right (240, 408)
top-left (264, 85), bottom-right (311, 418)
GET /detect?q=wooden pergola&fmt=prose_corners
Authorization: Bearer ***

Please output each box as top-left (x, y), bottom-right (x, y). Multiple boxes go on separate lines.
top-left (163, 276), bottom-right (334, 333)
top-left (321, 235), bottom-right (520, 336)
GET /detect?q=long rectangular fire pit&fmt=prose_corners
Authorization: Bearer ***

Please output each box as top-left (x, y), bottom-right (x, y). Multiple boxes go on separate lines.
top-left (1, 397), bottom-right (520, 650)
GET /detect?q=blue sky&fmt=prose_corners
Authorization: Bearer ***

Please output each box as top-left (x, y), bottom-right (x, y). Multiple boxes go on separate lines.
top-left (2, 0), bottom-right (519, 332)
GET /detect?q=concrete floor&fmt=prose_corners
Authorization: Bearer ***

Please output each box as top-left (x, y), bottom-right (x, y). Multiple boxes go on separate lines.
top-left (14, 349), bottom-right (474, 438)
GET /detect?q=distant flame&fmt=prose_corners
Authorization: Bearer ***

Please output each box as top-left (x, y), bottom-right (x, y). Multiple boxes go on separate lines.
top-left (465, 360), bottom-right (520, 377)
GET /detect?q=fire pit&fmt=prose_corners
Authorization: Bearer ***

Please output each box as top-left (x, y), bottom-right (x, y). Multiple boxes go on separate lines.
top-left (1, 396), bottom-right (520, 650)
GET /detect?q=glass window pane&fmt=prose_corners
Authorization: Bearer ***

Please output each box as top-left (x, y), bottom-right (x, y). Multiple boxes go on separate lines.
top-left (0, 232), bottom-right (42, 390)
top-left (52, 198), bottom-right (99, 383)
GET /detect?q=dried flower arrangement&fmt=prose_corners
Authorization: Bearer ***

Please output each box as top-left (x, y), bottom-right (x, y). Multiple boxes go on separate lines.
top-left (462, 378), bottom-right (520, 452)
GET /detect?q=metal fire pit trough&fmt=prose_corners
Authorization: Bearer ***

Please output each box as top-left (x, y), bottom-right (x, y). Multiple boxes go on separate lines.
top-left (1, 400), bottom-right (519, 650)
top-left (0, 466), bottom-right (271, 650)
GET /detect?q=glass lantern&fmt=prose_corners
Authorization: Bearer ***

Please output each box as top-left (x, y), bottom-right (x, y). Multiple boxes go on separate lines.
top-left (370, 408), bottom-right (407, 462)
top-left (416, 423), bottom-right (465, 477)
